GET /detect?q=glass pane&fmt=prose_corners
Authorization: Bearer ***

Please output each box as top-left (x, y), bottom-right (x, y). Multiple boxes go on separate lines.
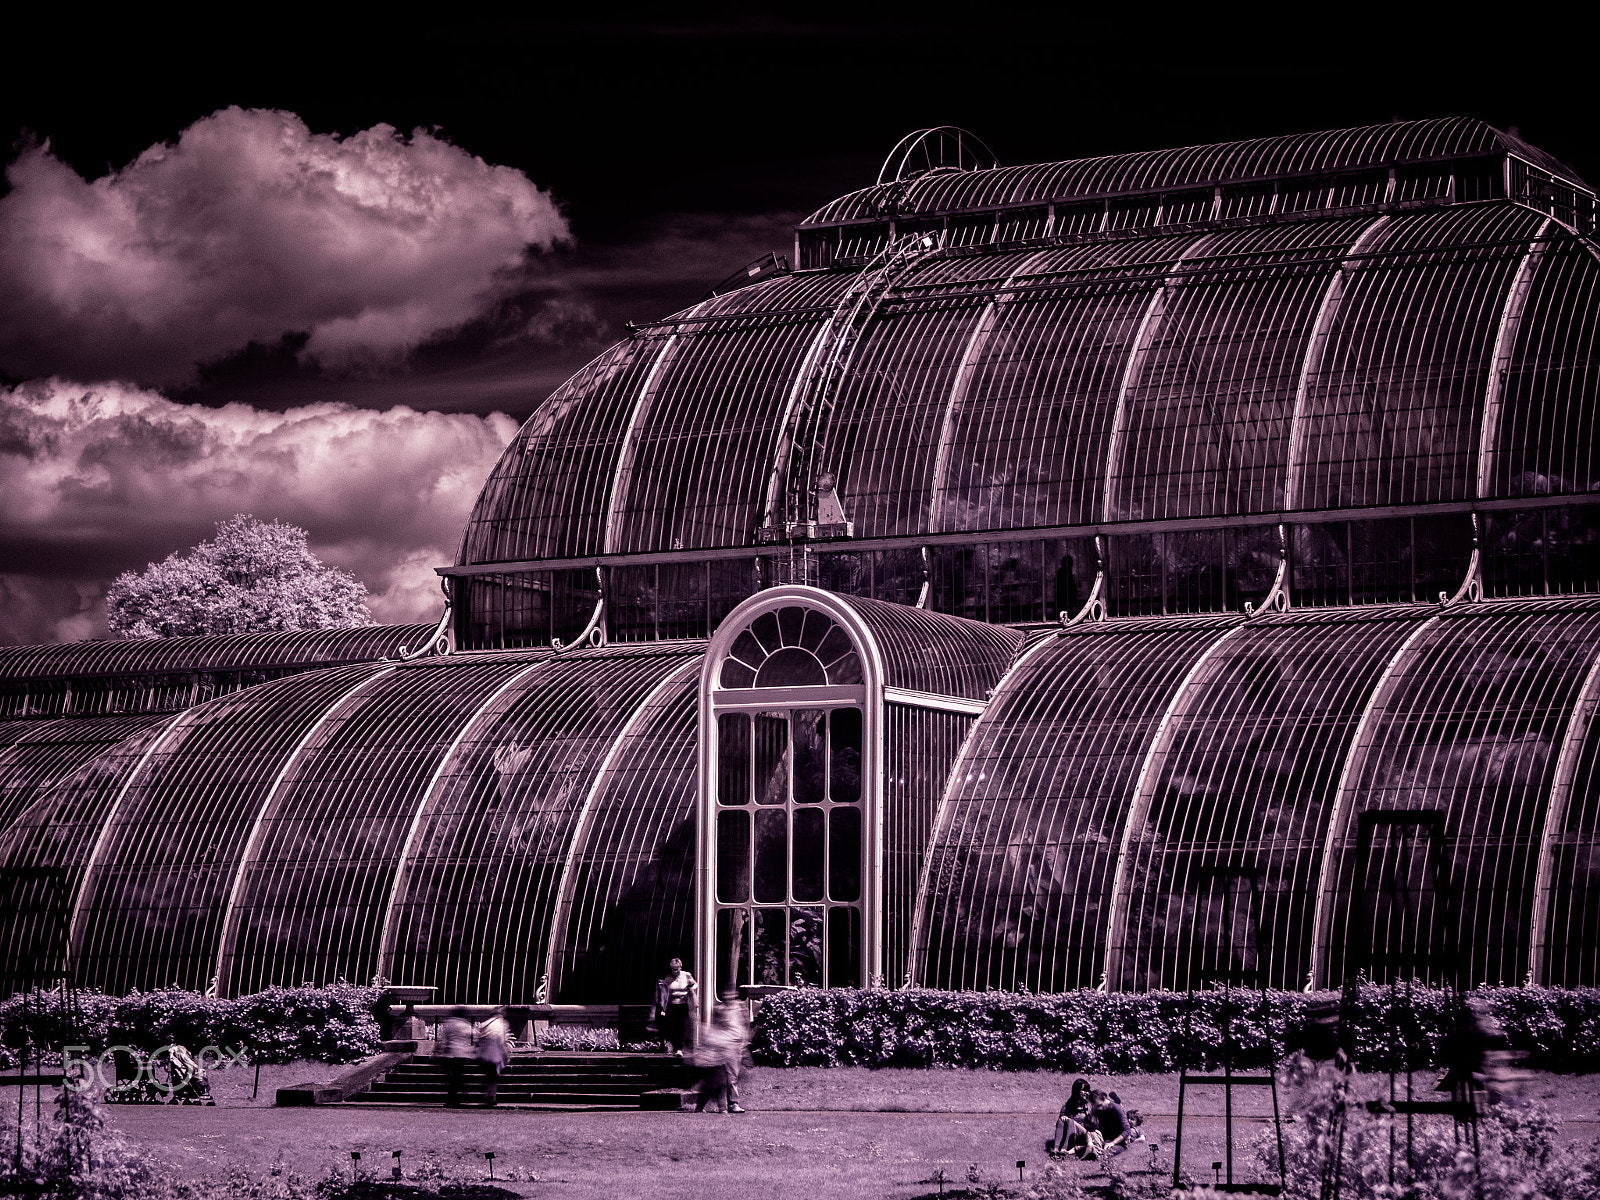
top-left (789, 907), bottom-right (824, 986)
top-left (754, 714), bottom-right (787, 804)
top-left (717, 713), bottom-right (749, 805)
top-left (755, 647), bottom-right (827, 687)
top-left (719, 659), bottom-right (756, 688)
top-left (777, 606), bottom-right (805, 646)
top-left (797, 609), bottom-right (833, 652)
top-left (792, 808), bottom-right (825, 901)
top-left (829, 807), bottom-right (861, 902)
top-left (751, 612), bottom-right (782, 653)
top-left (793, 710), bottom-right (826, 803)
top-left (825, 652), bottom-right (863, 685)
top-left (754, 809), bottom-right (788, 902)
top-left (754, 908), bottom-right (786, 985)
top-left (829, 708), bottom-right (862, 803)
top-left (729, 630), bottom-right (765, 668)
top-left (815, 625), bottom-right (854, 665)
top-left (716, 907), bottom-right (751, 999)
top-left (828, 906), bottom-right (862, 988)
top-left (716, 810), bottom-right (750, 903)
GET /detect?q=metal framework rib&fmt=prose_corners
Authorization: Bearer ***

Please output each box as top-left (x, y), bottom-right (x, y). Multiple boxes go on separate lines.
top-left (1283, 215), bottom-right (1391, 510)
top-left (211, 666), bottom-right (396, 994)
top-left (1529, 647), bottom-right (1600, 983)
top-left (603, 324), bottom-right (700, 554)
top-left (373, 659), bottom-right (550, 975)
top-left (62, 715), bottom-right (186, 957)
top-left (903, 633), bottom-right (1054, 984)
top-left (1476, 219), bottom-right (1554, 500)
top-left (1306, 613), bottom-right (1442, 987)
top-left (1101, 234), bottom-right (1217, 522)
top-left (928, 249), bottom-right (1056, 530)
top-left (1102, 620), bottom-right (1246, 988)
top-left (542, 656), bottom-right (703, 986)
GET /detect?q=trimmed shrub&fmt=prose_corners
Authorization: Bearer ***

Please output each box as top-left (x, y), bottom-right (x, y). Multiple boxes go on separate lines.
top-left (751, 984), bottom-right (1600, 1073)
top-left (0, 982), bottom-right (381, 1065)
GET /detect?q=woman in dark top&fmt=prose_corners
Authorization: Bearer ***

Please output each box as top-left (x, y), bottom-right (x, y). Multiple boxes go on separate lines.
top-left (1048, 1078), bottom-right (1093, 1157)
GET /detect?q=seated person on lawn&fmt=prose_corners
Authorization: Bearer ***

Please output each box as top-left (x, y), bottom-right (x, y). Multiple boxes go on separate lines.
top-left (1049, 1087), bottom-right (1136, 1160)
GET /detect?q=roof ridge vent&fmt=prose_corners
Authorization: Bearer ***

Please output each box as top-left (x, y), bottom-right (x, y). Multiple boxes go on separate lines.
top-left (877, 127), bottom-right (999, 186)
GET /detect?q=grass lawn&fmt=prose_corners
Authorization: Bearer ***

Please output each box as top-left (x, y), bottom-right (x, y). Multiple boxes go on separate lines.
top-left (8, 1066), bottom-right (1599, 1199)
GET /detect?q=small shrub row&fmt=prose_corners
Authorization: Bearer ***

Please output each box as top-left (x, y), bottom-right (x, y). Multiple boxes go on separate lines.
top-left (0, 982), bottom-right (381, 1066)
top-left (750, 984), bottom-right (1600, 1073)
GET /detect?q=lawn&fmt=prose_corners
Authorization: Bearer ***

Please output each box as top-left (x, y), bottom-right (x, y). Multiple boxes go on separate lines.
top-left (8, 1066), bottom-right (1600, 1199)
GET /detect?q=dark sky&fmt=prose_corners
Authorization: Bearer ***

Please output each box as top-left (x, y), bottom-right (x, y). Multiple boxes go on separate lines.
top-left (7, 17), bottom-right (1594, 419)
top-left (0, 15), bottom-right (1593, 642)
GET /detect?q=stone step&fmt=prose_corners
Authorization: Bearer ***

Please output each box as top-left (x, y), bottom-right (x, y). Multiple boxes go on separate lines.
top-left (352, 1051), bottom-right (693, 1109)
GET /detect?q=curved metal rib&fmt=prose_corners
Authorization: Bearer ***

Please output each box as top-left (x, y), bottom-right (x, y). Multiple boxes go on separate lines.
top-left (1101, 233), bottom-right (1217, 522)
top-left (1284, 215), bottom-right (1392, 510)
top-left (1306, 612), bottom-right (1442, 987)
top-left (542, 657), bottom-right (702, 991)
top-left (1102, 620), bottom-right (1247, 988)
top-left (373, 659), bottom-right (551, 976)
top-left (210, 667), bottom-right (396, 995)
top-left (903, 634), bottom-right (1053, 986)
top-left (1528, 647), bottom-right (1600, 984)
top-left (1476, 218), bottom-right (1554, 500)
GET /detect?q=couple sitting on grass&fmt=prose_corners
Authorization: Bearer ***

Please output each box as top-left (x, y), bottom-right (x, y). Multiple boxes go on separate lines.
top-left (1047, 1079), bottom-right (1142, 1162)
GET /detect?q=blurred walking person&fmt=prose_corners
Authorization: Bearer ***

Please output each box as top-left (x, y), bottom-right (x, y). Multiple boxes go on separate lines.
top-left (476, 1005), bottom-right (512, 1106)
top-left (438, 1007), bottom-right (474, 1108)
top-left (691, 1002), bottom-right (749, 1113)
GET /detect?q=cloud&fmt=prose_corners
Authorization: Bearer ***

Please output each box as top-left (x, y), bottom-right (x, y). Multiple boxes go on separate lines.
top-left (0, 378), bottom-right (518, 642)
top-left (0, 108), bottom-right (570, 385)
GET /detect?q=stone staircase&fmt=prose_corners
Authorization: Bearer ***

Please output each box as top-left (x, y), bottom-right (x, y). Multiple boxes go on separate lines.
top-left (352, 1051), bottom-right (693, 1109)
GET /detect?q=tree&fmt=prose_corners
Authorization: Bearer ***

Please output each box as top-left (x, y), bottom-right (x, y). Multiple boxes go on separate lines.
top-left (106, 515), bottom-right (371, 638)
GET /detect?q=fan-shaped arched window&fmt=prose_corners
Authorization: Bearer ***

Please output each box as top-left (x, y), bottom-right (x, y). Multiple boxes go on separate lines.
top-left (717, 606), bottom-right (863, 689)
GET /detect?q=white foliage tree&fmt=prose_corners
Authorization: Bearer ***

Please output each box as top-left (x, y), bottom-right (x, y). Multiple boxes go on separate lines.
top-left (106, 514), bottom-right (371, 638)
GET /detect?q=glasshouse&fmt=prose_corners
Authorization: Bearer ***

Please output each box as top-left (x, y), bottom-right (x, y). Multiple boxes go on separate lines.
top-left (2, 117), bottom-right (1599, 1010)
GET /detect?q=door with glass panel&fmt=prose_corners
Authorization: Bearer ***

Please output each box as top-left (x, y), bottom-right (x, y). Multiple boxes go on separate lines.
top-left (715, 706), bottom-right (862, 997)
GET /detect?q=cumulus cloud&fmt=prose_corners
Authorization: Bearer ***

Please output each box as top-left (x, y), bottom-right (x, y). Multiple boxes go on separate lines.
top-left (0, 108), bottom-right (570, 385)
top-left (0, 379), bottom-right (518, 642)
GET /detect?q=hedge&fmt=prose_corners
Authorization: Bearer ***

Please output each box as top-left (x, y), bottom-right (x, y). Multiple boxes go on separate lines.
top-left (0, 983), bottom-right (381, 1067)
top-left (749, 984), bottom-right (1600, 1073)
top-left (7, 982), bottom-right (1600, 1074)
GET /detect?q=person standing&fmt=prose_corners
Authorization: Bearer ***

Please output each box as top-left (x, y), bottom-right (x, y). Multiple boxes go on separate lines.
top-left (476, 1006), bottom-right (512, 1106)
top-left (437, 1007), bottom-right (474, 1108)
top-left (653, 957), bottom-right (699, 1056)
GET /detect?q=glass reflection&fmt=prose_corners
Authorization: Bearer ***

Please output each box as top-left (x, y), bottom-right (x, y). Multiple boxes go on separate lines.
top-left (829, 807), bottom-right (861, 902)
top-left (793, 710), bottom-right (826, 803)
top-left (753, 809), bottom-right (787, 902)
top-left (754, 714), bottom-right (787, 804)
top-left (716, 811), bottom-right (749, 902)
top-left (718, 713), bottom-right (749, 805)
top-left (789, 907), bottom-right (823, 986)
top-left (792, 808), bottom-right (824, 901)
top-left (829, 708), bottom-right (862, 803)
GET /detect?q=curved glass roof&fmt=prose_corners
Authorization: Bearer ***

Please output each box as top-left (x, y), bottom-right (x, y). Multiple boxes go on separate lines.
top-left (803, 118), bottom-right (1585, 226)
top-left (2, 594), bottom-right (1596, 996)
top-left (0, 624), bottom-right (433, 680)
top-left (384, 645), bottom-right (702, 1002)
top-left (1317, 598), bottom-right (1600, 989)
top-left (461, 197), bottom-right (1599, 566)
top-left (914, 598), bottom-right (1600, 992)
top-left (916, 615), bottom-right (1239, 991)
top-left (0, 713), bottom-right (170, 834)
